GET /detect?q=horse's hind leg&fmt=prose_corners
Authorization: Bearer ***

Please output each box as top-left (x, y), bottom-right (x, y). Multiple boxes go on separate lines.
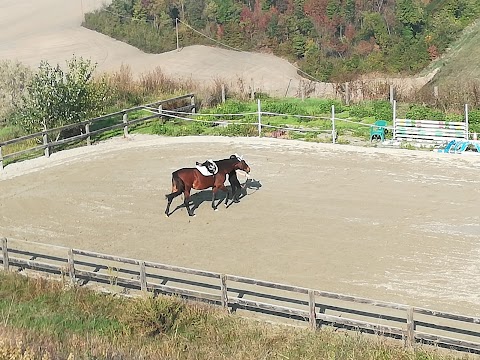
top-left (165, 190), bottom-right (182, 217)
top-left (165, 176), bottom-right (183, 217)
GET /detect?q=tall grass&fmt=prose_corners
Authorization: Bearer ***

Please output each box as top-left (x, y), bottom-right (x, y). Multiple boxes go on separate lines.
top-left (0, 272), bottom-right (470, 360)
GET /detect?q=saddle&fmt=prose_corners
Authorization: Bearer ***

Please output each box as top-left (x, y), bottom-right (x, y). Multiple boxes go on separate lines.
top-left (195, 159), bottom-right (218, 176)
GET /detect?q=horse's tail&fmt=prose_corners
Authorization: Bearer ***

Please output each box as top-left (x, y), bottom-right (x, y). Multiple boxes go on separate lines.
top-left (165, 172), bottom-right (184, 200)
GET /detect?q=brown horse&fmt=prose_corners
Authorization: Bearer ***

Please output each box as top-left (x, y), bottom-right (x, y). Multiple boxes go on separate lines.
top-left (165, 155), bottom-right (251, 217)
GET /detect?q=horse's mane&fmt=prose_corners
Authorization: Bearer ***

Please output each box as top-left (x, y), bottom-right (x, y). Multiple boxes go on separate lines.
top-left (215, 157), bottom-right (237, 167)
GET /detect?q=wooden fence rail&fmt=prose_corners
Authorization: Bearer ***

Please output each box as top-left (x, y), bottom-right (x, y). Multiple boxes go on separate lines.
top-left (0, 94), bottom-right (195, 170)
top-left (1, 237), bottom-right (479, 354)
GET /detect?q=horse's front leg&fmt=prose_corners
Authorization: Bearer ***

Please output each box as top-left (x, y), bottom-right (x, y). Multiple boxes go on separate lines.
top-left (227, 179), bottom-right (241, 207)
top-left (213, 185), bottom-right (230, 210)
top-left (224, 185), bottom-right (232, 207)
top-left (183, 188), bottom-right (195, 217)
top-left (211, 187), bottom-right (219, 211)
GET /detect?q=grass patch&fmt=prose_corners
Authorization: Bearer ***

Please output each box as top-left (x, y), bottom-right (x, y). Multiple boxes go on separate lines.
top-left (0, 272), bottom-right (469, 360)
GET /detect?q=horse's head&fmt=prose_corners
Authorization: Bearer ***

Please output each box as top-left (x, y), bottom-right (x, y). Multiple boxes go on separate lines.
top-left (230, 154), bottom-right (250, 173)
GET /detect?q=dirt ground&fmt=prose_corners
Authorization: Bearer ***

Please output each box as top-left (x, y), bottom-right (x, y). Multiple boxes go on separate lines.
top-left (1, 135), bottom-right (479, 316)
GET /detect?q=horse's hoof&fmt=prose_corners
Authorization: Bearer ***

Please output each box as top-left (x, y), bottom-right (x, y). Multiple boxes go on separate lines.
top-left (214, 208), bottom-right (218, 212)
top-left (165, 214), bottom-right (169, 218)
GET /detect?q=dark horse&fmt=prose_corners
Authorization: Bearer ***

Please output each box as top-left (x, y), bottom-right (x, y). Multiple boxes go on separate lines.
top-left (165, 155), bottom-right (251, 217)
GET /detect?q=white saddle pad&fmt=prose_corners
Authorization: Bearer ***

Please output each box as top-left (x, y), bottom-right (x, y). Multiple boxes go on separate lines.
top-left (196, 165), bottom-right (214, 176)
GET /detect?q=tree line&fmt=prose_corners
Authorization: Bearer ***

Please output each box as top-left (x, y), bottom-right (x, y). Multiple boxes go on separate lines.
top-left (83, 0), bottom-right (480, 82)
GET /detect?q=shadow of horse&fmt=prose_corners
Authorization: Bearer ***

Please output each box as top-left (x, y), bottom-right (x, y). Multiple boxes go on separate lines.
top-left (169, 178), bottom-right (262, 216)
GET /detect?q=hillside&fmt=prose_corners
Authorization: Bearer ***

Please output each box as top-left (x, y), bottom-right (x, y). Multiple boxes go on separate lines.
top-left (426, 19), bottom-right (480, 87)
top-left (0, 0), bottom-right (432, 100)
top-left (0, 0), bottom-right (477, 101)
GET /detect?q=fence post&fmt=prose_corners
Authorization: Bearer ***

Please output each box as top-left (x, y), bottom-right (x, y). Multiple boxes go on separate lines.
top-left (68, 249), bottom-right (76, 284)
top-left (123, 112), bottom-right (128, 137)
top-left (220, 274), bottom-right (229, 310)
top-left (158, 104), bottom-right (164, 124)
top-left (389, 85), bottom-right (395, 104)
top-left (175, 18), bottom-right (179, 51)
top-left (257, 99), bottom-right (262, 137)
top-left (308, 290), bottom-right (317, 330)
top-left (85, 123), bottom-right (91, 146)
top-left (345, 82), bottom-right (350, 106)
top-left (140, 261), bottom-right (147, 292)
top-left (43, 131), bottom-right (50, 158)
top-left (221, 84), bottom-right (226, 103)
top-left (190, 94), bottom-right (196, 114)
top-left (406, 306), bottom-right (415, 347)
top-left (251, 79), bottom-right (255, 100)
top-left (1, 238), bottom-right (9, 272)
top-left (393, 100), bottom-right (397, 140)
top-left (0, 146), bottom-right (3, 170)
top-left (465, 104), bottom-right (469, 140)
top-left (331, 105), bottom-right (336, 144)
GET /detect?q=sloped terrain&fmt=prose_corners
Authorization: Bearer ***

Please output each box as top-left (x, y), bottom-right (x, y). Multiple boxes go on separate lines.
top-left (0, 0), bottom-right (441, 98)
top-left (426, 20), bottom-right (480, 87)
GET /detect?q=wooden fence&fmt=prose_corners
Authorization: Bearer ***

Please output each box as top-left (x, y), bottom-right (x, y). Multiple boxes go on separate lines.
top-left (0, 94), bottom-right (195, 170)
top-left (1, 237), bottom-right (479, 354)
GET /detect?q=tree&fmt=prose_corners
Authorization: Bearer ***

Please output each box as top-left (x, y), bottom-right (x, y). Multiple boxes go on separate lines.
top-left (213, 0), bottom-right (241, 24)
top-left (15, 56), bottom-right (108, 134)
top-left (396, 0), bottom-right (425, 37)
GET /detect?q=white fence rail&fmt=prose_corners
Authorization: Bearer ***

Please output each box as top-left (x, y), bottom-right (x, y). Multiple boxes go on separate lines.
top-left (393, 101), bottom-right (469, 143)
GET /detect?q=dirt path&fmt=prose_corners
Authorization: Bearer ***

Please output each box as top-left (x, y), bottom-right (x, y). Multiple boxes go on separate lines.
top-left (1, 135), bottom-right (479, 316)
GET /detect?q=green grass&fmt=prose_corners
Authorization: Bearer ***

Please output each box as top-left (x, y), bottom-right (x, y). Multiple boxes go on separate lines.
top-left (0, 272), bottom-right (470, 360)
top-left (428, 20), bottom-right (480, 86)
top-left (0, 274), bottom-right (123, 338)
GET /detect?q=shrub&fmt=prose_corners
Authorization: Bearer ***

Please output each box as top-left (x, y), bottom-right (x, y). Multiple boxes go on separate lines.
top-left (373, 100), bottom-right (393, 121)
top-left (349, 103), bottom-right (374, 118)
top-left (262, 100), bottom-right (301, 115)
top-left (405, 105), bottom-right (445, 120)
top-left (122, 296), bottom-right (185, 337)
top-left (468, 110), bottom-right (480, 125)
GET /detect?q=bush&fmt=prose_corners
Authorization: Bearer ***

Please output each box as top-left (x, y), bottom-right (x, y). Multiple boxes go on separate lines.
top-left (405, 105), bottom-right (445, 120)
top-left (210, 100), bottom-right (251, 120)
top-left (349, 103), bottom-right (374, 118)
top-left (262, 100), bottom-right (301, 115)
top-left (122, 296), bottom-right (185, 337)
top-left (151, 121), bottom-right (207, 136)
top-left (0, 125), bottom-right (25, 142)
top-left (373, 100), bottom-right (393, 121)
top-left (469, 110), bottom-right (480, 125)
top-left (308, 99), bottom-right (344, 114)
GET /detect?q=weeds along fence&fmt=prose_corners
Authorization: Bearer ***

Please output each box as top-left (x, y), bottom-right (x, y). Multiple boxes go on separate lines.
top-left (0, 94), bottom-right (195, 170)
top-left (0, 96), bottom-right (384, 171)
top-left (1, 237), bottom-right (479, 354)
top-left (145, 99), bottom-right (365, 144)
top-left (1, 95), bottom-right (475, 171)
top-left (149, 99), bottom-right (475, 144)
